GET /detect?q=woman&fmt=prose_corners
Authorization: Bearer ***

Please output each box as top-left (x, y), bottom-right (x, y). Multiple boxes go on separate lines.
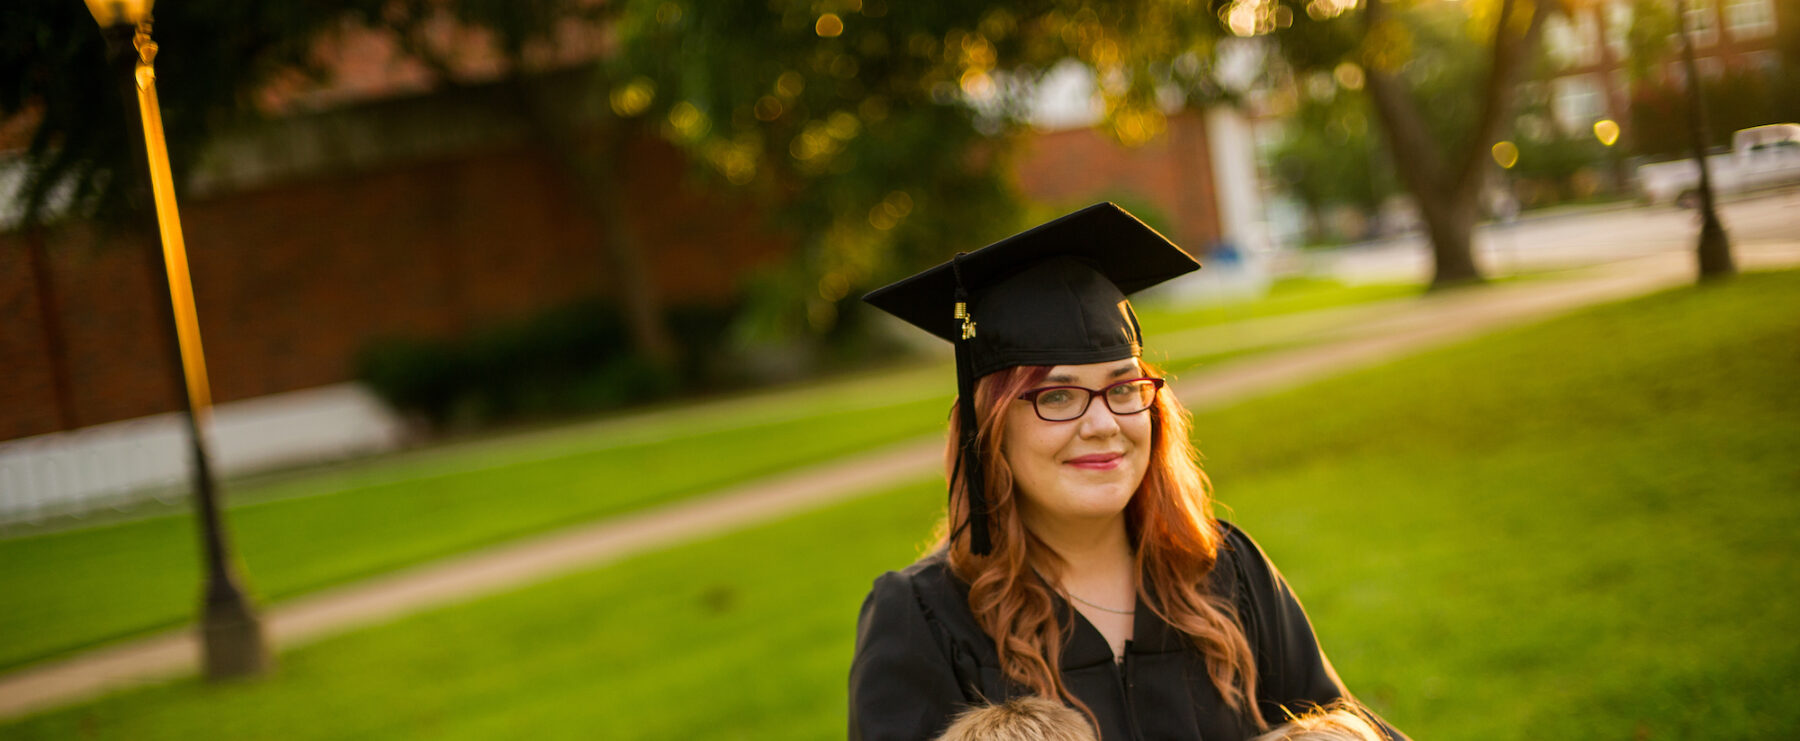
top-left (851, 204), bottom-right (1405, 741)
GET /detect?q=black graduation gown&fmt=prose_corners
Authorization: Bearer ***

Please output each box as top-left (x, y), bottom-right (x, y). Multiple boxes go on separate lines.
top-left (847, 521), bottom-right (1408, 741)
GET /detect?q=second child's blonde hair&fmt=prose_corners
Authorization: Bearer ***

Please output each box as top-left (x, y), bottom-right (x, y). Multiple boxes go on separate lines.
top-left (933, 696), bottom-right (1097, 741)
top-left (1250, 702), bottom-right (1385, 741)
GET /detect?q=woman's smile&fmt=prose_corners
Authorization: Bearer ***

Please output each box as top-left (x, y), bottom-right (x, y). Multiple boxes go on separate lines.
top-left (1065, 452), bottom-right (1125, 470)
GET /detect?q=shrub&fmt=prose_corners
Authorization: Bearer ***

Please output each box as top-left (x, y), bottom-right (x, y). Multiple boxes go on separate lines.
top-left (356, 299), bottom-right (736, 432)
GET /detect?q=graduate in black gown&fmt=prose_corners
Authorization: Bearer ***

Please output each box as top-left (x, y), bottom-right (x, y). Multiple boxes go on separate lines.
top-left (850, 204), bottom-right (1408, 741)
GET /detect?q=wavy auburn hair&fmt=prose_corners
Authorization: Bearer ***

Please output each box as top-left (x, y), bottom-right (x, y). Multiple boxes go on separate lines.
top-left (935, 361), bottom-right (1265, 731)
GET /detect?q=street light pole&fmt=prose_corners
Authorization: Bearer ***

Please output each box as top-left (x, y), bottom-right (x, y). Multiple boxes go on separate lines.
top-left (1674, 0), bottom-right (1736, 280)
top-left (85, 0), bottom-right (270, 679)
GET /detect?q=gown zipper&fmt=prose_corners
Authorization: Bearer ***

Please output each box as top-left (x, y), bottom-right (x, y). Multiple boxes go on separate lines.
top-left (1117, 640), bottom-right (1144, 741)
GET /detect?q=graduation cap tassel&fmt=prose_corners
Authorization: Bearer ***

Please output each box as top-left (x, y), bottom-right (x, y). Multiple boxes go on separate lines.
top-left (954, 341), bottom-right (990, 556)
top-left (951, 254), bottom-right (991, 556)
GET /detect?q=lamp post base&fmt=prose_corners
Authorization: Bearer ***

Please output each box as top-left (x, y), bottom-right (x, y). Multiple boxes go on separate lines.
top-left (1697, 213), bottom-right (1735, 281)
top-left (200, 592), bottom-right (272, 680)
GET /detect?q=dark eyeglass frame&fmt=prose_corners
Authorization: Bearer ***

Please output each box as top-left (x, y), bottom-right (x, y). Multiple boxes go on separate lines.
top-left (1016, 377), bottom-right (1166, 422)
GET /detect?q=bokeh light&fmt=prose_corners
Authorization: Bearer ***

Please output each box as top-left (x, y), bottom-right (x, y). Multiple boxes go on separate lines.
top-left (776, 71), bottom-right (806, 99)
top-left (959, 70), bottom-right (995, 100)
top-left (609, 77), bottom-right (656, 117)
top-left (754, 96), bottom-right (784, 121)
top-left (1491, 140), bottom-right (1520, 169)
top-left (1593, 119), bottom-right (1621, 147)
top-left (868, 190), bottom-right (913, 230)
top-left (667, 101), bottom-right (710, 141)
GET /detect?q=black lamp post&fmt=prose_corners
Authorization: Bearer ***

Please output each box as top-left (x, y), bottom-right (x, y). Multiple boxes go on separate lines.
top-left (80, 0), bottom-right (271, 679)
top-left (1673, 0), bottom-right (1736, 280)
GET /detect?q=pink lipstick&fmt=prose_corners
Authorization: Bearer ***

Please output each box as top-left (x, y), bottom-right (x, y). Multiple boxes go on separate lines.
top-left (1066, 453), bottom-right (1123, 470)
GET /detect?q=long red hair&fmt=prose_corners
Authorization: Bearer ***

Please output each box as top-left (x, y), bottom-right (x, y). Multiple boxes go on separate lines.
top-left (936, 361), bottom-right (1264, 730)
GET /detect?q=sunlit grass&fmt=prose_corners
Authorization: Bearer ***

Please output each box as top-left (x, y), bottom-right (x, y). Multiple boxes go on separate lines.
top-left (4, 270), bottom-right (1795, 739)
top-left (1194, 270), bottom-right (1800, 739)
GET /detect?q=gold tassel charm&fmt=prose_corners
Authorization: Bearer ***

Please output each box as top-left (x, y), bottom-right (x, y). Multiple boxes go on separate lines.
top-left (954, 301), bottom-right (976, 339)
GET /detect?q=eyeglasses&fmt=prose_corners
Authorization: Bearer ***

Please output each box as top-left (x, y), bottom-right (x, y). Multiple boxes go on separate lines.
top-left (1016, 377), bottom-right (1165, 422)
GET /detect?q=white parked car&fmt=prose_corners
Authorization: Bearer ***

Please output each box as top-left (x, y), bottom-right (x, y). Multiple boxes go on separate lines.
top-left (1638, 123), bottom-right (1800, 207)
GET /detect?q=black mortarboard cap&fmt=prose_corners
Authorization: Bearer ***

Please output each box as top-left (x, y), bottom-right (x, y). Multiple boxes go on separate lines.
top-left (862, 203), bottom-right (1200, 555)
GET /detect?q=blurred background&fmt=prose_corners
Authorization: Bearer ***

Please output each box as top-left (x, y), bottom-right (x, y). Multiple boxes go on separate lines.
top-left (1, 0), bottom-right (1798, 738)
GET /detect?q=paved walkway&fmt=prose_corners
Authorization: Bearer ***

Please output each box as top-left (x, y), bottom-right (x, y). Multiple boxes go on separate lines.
top-left (3, 244), bottom-right (1796, 721)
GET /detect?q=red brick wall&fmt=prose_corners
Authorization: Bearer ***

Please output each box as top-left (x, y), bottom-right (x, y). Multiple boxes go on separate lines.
top-left (1013, 110), bottom-right (1223, 250)
top-left (0, 137), bottom-right (788, 440)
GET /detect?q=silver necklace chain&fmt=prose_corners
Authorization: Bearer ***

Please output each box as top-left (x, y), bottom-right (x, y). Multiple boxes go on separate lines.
top-left (1065, 591), bottom-right (1135, 615)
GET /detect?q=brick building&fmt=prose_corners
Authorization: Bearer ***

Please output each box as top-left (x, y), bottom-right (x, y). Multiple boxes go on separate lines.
top-left (1, 104), bottom-right (788, 442)
top-left (1539, 0), bottom-right (1790, 139)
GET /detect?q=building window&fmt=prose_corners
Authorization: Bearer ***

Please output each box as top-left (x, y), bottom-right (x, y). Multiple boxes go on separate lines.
top-left (1696, 56), bottom-right (1724, 79)
top-left (1547, 12), bottom-right (1603, 69)
top-left (1605, 2), bottom-right (1634, 60)
top-left (1683, 0), bottom-right (1718, 48)
top-left (1573, 12), bottom-right (1602, 67)
top-left (1546, 16), bottom-right (1577, 70)
top-left (1552, 75), bottom-right (1605, 136)
top-left (1724, 0), bottom-right (1776, 39)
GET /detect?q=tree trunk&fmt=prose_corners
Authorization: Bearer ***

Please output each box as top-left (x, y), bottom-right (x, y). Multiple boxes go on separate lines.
top-left (508, 75), bottom-right (680, 370)
top-left (1365, 64), bottom-right (1485, 287)
top-left (26, 226), bottom-right (78, 430)
top-left (592, 125), bottom-right (680, 368)
top-left (1362, 0), bottom-right (1555, 288)
top-left (1416, 186), bottom-right (1483, 285)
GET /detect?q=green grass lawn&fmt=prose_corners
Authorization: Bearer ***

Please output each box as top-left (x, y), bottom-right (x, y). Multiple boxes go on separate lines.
top-left (0, 275), bottom-right (1416, 672)
top-left (4, 270), bottom-right (1796, 739)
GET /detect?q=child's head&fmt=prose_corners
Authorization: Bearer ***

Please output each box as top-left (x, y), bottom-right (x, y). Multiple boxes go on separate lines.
top-left (1250, 702), bottom-right (1385, 741)
top-left (933, 696), bottom-right (1098, 741)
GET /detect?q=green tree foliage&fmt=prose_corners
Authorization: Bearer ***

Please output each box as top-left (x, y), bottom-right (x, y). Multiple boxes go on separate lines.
top-left (1620, 0), bottom-right (1678, 84)
top-left (0, 0), bottom-right (406, 227)
top-left (1277, 2), bottom-right (1491, 181)
top-left (611, 0), bottom-right (1238, 340)
top-left (1268, 87), bottom-right (1396, 242)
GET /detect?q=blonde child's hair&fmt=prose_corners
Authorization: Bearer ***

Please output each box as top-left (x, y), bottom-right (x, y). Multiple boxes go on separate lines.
top-left (933, 696), bottom-right (1098, 741)
top-left (1249, 702), bottom-right (1385, 741)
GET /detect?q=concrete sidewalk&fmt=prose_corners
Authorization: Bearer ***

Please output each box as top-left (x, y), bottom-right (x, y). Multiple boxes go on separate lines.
top-left (3, 244), bottom-right (1796, 722)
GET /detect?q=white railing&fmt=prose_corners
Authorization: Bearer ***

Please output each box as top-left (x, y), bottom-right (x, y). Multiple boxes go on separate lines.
top-left (0, 383), bottom-right (408, 527)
